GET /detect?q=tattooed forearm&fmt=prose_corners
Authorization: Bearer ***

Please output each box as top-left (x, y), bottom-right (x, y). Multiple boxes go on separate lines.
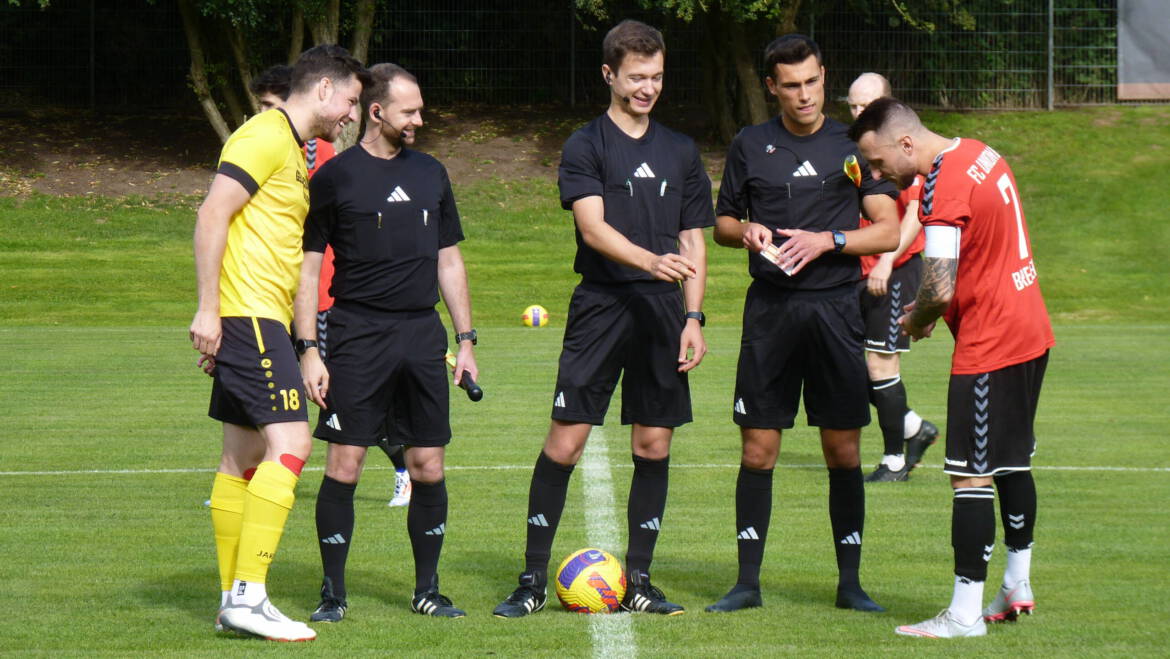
top-left (910, 256), bottom-right (957, 328)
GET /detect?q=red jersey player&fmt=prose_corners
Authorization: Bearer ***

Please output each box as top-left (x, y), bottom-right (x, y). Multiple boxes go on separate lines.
top-left (851, 97), bottom-right (1054, 639)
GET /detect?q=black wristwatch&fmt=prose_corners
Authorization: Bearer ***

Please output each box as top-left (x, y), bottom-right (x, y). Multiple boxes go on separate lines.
top-left (831, 230), bottom-right (847, 253)
top-left (685, 311), bottom-right (706, 327)
top-left (294, 338), bottom-right (318, 355)
top-left (455, 329), bottom-right (478, 346)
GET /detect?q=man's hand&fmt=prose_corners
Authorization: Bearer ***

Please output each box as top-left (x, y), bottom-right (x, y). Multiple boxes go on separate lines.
top-left (299, 349), bottom-right (330, 408)
top-left (774, 228), bottom-right (834, 276)
top-left (452, 342), bottom-right (479, 387)
top-left (197, 354), bottom-right (216, 376)
top-left (898, 300), bottom-right (936, 341)
top-left (866, 255), bottom-right (894, 297)
top-left (741, 222), bottom-right (773, 253)
top-left (189, 310), bottom-right (221, 357)
top-left (677, 321), bottom-right (707, 373)
top-left (648, 253), bottom-right (697, 282)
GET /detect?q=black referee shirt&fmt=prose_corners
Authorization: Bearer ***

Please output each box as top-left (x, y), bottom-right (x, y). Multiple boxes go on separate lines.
top-left (716, 116), bottom-right (896, 291)
top-left (559, 113), bottom-right (715, 286)
top-left (304, 146), bottom-right (464, 311)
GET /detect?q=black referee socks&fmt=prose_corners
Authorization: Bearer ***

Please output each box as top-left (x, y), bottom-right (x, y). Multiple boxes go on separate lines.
top-left (625, 454), bottom-right (670, 574)
top-left (407, 478), bottom-right (449, 594)
top-left (828, 467), bottom-right (865, 586)
top-left (524, 451), bottom-right (575, 574)
top-left (734, 465), bottom-right (774, 587)
top-left (316, 475), bottom-right (357, 599)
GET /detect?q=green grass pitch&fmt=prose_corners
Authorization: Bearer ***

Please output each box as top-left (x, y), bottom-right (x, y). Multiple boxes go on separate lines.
top-left (1, 106), bottom-right (1168, 655)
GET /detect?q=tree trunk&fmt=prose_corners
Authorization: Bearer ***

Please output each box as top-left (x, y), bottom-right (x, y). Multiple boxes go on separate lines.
top-left (728, 19), bottom-right (769, 127)
top-left (699, 6), bottom-right (737, 144)
top-left (308, 0), bottom-right (340, 45)
top-left (228, 26), bottom-right (258, 115)
top-left (349, 0), bottom-right (376, 64)
top-left (776, 0), bottom-right (802, 35)
top-left (176, 0), bottom-right (230, 143)
top-left (221, 83), bottom-right (247, 130)
top-left (288, 6), bottom-right (304, 64)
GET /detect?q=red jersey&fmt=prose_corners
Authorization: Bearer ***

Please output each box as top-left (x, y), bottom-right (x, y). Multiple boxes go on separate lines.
top-left (860, 175), bottom-right (925, 276)
top-left (920, 138), bottom-right (1054, 374)
top-left (304, 137), bottom-right (338, 311)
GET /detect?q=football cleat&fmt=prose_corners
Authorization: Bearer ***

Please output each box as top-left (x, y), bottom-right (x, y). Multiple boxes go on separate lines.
top-left (218, 598), bottom-right (316, 642)
top-left (895, 609), bottom-right (987, 638)
top-left (983, 579), bottom-right (1035, 622)
top-left (836, 584), bottom-right (886, 612)
top-left (309, 577), bottom-right (347, 623)
top-left (705, 584), bottom-right (763, 613)
top-left (621, 569), bottom-right (685, 615)
top-left (493, 570), bottom-right (547, 618)
top-left (865, 463), bottom-right (910, 482)
top-left (905, 420), bottom-right (940, 471)
top-left (411, 576), bottom-right (465, 618)
top-left (388, 470), bottom-right (412, 507)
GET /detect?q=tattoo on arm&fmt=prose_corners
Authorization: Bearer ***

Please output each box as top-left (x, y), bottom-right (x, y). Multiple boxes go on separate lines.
top-left (911, 256), bottom-right (958, 327)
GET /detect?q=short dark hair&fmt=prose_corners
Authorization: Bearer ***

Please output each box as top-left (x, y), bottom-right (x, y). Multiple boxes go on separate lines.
top-left (602, 19), bottom-right (665, 73)
top-left (250, 64), bottom-right (292, 101)
top-left (763, 33), bottom-right (822, 73)
top-left (361, 62), bottom-right (417, 110)
top-left (847, 96), bottom-right (917, 142)
top-left (290, 44), bottom-right (371, 95)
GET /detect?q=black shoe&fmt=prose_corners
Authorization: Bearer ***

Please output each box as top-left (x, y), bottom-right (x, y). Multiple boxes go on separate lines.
top-left (310, 577), bottom-right (348, 623)
top-left (411, 575), bottom-right (466, 618)
top-left (905, 420), bottom-right (940, 471)
top-left (621, 569), bottom-right (685, 615)
top-left (492, 570), bottom-right (547, 618)
top-left (864, 463), bottom-right (909, 483)
top-left (835, 584), bottom-right (886, 612)
top-left (705, 584), bottom-right (763, 613)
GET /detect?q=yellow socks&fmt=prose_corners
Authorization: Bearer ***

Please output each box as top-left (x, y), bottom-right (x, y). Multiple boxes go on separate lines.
top-left (234, 461), bottom-right (299, 584)
top-left (209, 472), bottom-right (249, 593)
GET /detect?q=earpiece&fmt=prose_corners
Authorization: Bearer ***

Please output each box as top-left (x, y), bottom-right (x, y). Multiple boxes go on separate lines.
top-left (606, 74), bottom-right (612, 84)
top-left (373, 108), bottom-right (382, 119)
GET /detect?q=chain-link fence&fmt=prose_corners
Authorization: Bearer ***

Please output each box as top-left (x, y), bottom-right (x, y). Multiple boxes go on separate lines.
top-left (0, 0), bottom-right (1155, 113)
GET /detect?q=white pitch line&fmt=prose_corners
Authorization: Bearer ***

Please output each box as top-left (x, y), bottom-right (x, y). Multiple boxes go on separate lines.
top-left (1, 463), bottom-right (1167, 478)
top-left (580, 426), bottom-right (634, 659)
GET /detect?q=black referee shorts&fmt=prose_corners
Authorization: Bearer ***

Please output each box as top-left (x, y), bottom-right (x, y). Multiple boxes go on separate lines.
top-left (314, 304), bottom-right (451, 447)
top-left (551, 282), bottom-right (691, 428)
top-left (209, 316), bottom-right (308, 427)
top-left (733, 280), bottom-right (870, 430)
top-left (859, 257), bottom-right (922, 354)
top-left (944, 351), bottom-right (1048, 477)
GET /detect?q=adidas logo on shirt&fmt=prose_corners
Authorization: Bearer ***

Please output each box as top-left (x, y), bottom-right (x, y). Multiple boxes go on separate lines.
top-left (320, 533), bottom-right (346, 545)
top-left (325, 413), bottom-right (342, 430)
top-left (839, 531), bottom-right (861, 545)
top-left (633, 162), bottom-right (656, 178)
top-left (387, 185), bottom-right (411, 202)
top-left (734, 398), bottom-right (747, 415)
top-left (425, 523), bottom-right (446, 536)
top-left (737, 526), bottom-right (760, 540)
top-left (554, 392), bottom-right (566, 408)
top-left (792, 161), bottom-right (818, 177)
top-left (528, 513), bottom-right (549, 527)
top-left (639, 517), bottom-right (661, 531)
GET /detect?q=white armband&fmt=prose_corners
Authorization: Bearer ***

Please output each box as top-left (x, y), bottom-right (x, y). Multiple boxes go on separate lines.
top-left (923, 225), bottom-right (961, 259)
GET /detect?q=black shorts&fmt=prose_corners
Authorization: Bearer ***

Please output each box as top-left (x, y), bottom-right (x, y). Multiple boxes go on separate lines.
top-left (551, 282), bottom-right (691, 427)
top-left (733, 280), bottom-right (870, 430)
top-left (314, 304), bottom-right (450, 447)
top-left (944, 352), bottom-right (1048, 477)
top-left (859, 257), bottom-right (922, 354)
top-left (209, 317), bottom-right (308, 427)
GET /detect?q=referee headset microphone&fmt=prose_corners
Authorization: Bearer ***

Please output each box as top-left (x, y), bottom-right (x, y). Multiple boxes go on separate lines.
top-left (607, 73), bottom-right (631, 105)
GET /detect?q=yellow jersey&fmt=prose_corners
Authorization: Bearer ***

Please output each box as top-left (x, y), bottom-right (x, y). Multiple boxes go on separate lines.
top-left (215, 109), bottom-right (309, 328)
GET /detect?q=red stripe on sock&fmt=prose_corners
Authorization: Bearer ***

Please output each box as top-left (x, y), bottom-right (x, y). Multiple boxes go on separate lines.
top-left (279, 453), bottom-right (306, 476)
top-left (242, 468), bottom-right (256, 481)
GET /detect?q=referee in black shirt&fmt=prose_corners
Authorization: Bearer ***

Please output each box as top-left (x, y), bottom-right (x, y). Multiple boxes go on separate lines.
top-left (293, 63), bottom-right (477, 621)
top-left (493, 20), bottom-right (714, 618)
top-left (706, 35), bottom-right (900, 614)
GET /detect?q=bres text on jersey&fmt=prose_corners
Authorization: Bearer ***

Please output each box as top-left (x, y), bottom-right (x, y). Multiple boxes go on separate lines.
top-left (920, 138), bottom-right (1055, 374)
top-left (558, 114), bottom-right (715, 286)
top-left (716, 116), bottom-right (896, 291)
top-left (215, 108), bottom-right (309, 327)
top-left (303, 146), bottom-right (463, 312)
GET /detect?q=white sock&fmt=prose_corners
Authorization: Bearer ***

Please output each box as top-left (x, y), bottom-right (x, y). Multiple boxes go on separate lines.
top-left (230, 579), bottom-right (267, 607)
top-left (881, 454), bottom-right (906, 471)
top-left (903, 410), bottom-right (924, 439)
top-left (1004, 547), bottom-right (1032, 588)
top-left (220, 590), bottom-right (229, 608)
top-left (948, 576), bottom-right (984, 625)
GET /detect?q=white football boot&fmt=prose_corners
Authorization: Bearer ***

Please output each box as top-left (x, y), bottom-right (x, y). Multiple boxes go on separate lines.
top-left (983, 579), bottom-right (1035, 622)
top-left (388, 470), bottom-right (412, 507)
top-left (218, 598), bottom-right (316, 642)
top-left (895, 609), bottom-right (987, 638)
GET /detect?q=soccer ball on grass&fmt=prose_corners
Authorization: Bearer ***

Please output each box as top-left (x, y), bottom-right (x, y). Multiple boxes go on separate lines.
top-left (522, 304), bottom-right (550, 327)
top-left (554, 547), bottom-right (626, 613)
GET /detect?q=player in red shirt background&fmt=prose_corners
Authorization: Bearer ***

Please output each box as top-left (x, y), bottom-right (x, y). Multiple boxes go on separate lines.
top-left (848, 73), bottom-right (939, 483)
top-left (851, 97), bottom-right (1054, 639)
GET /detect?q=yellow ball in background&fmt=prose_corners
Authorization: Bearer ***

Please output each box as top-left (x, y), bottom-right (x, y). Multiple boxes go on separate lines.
top-left (522, 304), bottom-right (550, 328)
